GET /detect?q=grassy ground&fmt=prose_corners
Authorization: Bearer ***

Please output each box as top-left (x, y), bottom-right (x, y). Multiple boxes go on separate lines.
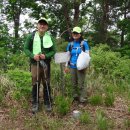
top-left (0, 95), bottom-right (130, 130)
top-left (0, 62), bottom-right (130, 130)
top-left (0, 71), bottom-right (130, 130)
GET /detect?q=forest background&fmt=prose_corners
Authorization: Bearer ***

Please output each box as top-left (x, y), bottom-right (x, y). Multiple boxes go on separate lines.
top-left (0, 0), bottom-right (130, 130)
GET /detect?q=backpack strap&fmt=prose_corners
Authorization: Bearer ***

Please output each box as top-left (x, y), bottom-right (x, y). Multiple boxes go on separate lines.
top-left (69, 41), bottom-right (74, 52)
top-left (68, 40), bottom-right (86, 52)
top-left (29, 31), bottom-right (36, 51)
top-left (80, 40), bottom-right (85, 52)
top-left (30, 31), bottom-right (36, 45)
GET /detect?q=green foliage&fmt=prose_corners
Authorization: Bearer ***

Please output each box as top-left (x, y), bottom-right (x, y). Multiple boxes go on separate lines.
top-left (55, 95), bottom-right (72, 116)
top-left (112, 58), bottom-right (130, 79)
top-left (7, 68), bottom-right (31, 99)
top-left (12, 90), bottom-right (22, 100)
top-left (51, 62), bottom-right (72, 97)
top-left (9, 107), bottom-right (18, 120)
top-left (0, 75), bottom-right (14, 104)
top-left (96, 110), bottom-right (108, 130)
top-left (115, 45), bottom-right (130, 58)
top-left (79, 111), bottom-right (91, 124)
top-left (51, 62), bottom-right (61, 83)
top-left (7, 53), bottom-right (29, 70)
top-left (92, 44), bottom-right (120, 75)
top-left (56, 39), bottom-right (68, 52)
top-left (117, 19), bottom-right (130, 32)
top-left (91, 44), bottom-right (130, 80)
top-left (104, 85), bottom-right (115, 106)
top-left (128, 105), bottom-right (130, 113)
top-left (104, 92), bottom-right (115, 107)
top-left (0, 89), bottom-right (4, 104)
top-left (64, 73), bottom-right (73, 96)
top-left (89, 94), bottom-right (103, 106)
top-left (124, 119), bottom-right (130, 129)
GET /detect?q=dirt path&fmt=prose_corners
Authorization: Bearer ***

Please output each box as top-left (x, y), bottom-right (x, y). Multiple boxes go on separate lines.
top-left (0, 97), bottom-right (130, 130)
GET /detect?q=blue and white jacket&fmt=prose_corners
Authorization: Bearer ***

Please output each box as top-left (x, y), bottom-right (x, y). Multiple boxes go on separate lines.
top-left (66, 40), bottom-right (90, 69)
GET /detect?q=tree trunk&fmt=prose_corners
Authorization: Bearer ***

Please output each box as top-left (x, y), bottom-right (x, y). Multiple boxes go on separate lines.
top-left (99, 0), bottom-right (109, 43)
top-left (73, 1), bottom-right (80, 26)
top-left (14, 14), bottom-right (20, 38)
top-left (120, 1), bottom-right (127, 47)
top-left (62, 2), bottom-right (72, 36)
top-left (11, 0), bottom-right (21, 38)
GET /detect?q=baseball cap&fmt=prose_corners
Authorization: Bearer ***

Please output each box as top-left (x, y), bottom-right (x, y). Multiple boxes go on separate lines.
top-left (38, 17), bottom-right (48, 24)
top-left (72, 27), bottom-right (82, 33)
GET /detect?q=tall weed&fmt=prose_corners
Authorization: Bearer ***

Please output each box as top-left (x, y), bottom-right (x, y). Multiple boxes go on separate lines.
top-left (54, 95), bottom-right (72, 116)
top-left (0, 75), bottom-right (14, 104)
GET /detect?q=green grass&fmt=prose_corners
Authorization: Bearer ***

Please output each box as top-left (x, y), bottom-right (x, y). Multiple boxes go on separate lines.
top-left (54, 95), bottom-right (72, 116)
top-left (0, 44), bottom-right (130, 130)
top-left (79, 111), bottom-right (91, 124)
top-left (89, 94), bottom-right (103, 106)
top-left (96, 110), bottom-right (108, 130)
top-left (104, 92), bottom-right (115, 106)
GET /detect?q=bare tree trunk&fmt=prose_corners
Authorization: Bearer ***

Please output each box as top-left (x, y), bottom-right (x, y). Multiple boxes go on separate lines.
top-left (62, 2), bottom-right (72, 36)
top-left (99, 0), bottom-right (109, 43)
top-left (120, 0), bottom-right (127, 47)
top-left (11, 0), bottom-right (21, 38)
top-left (73, 1), bottom-right (80, 26)
top-left (14, 13), bottom-right (20, 38)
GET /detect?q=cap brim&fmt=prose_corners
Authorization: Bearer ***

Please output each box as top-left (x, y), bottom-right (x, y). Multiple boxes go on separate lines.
top-left (38, 19), bottom-right (48, 24)
top-left (72, 31), bottom-right (80, 34)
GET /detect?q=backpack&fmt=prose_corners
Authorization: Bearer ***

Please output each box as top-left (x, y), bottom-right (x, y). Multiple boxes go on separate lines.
top-left (68, 40), bottom-right (86, 52)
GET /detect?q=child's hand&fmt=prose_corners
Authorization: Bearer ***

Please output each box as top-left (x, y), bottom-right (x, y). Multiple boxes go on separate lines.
top-left (64, 67), bottom-right (70, 73)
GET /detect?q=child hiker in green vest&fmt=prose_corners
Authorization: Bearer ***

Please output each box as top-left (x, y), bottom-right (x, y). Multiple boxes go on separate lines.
top-left (24, 18), bottom-right (56, 113)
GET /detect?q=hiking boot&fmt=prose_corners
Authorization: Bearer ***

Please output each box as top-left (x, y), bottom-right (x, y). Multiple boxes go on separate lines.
top-left (32, 85), bottom-right (39, 113)
top-left (73, 96), bottom-right (79, 102)
top-left (73, 93), bottom-right (79, 101)
top-left (44, 104), bottom-right (52, 112)
top-left (32, 103), bottom-right (39, 113)
top-left (79, 97), bottom-right (87, 103)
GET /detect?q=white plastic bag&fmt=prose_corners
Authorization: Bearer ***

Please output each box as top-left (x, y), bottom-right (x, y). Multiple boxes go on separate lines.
top-left (77, 51), bottom-right (91, 70)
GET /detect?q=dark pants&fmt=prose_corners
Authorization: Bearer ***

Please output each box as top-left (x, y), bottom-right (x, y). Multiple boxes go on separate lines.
top-left (31, 60), bottom-right (51, 105)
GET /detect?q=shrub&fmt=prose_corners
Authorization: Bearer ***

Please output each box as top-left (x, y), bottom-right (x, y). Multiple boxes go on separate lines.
top-left (79, 111), bottom-right (91, 124)
top-left (91, 44), bottom-right (130, 84)
top-left (89, 94), bottom-right (103, 106)
top-left (96, 110), bottom-right (108, 130)
top-left (7, 68), bottom-right (31, 99)
top-left (7, 54), bottom-right (29, 70)
top-left (0, 75), bottom-right (14, 104)
top-left (91, 44), bottom-right (121, 76)
top-left (104, 92), bottom-right (115, 107)
top-left (112, 58), bottom-right (130, 80)
top-left (124, 119), bottom-right (130, 128)
top-left (55, 95), bottom-right (72, 116)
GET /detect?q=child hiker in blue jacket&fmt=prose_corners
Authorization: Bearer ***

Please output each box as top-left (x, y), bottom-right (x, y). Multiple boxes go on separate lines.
top-left (65, 26), bottom-right (90, 103)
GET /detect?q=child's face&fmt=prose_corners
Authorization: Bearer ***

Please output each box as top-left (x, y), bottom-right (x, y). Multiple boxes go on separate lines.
top-left (72, 32), bottom-right (81, 40)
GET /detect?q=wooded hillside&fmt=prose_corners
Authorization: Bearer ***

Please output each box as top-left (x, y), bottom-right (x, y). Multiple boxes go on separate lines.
top-left (0, 0), bottom-right (130, 130)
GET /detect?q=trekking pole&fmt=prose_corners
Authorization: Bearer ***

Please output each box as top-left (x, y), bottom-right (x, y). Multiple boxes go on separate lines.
top-left (40, 60), bottom-right (51, 107)
top-left (36, 61), bottom-right (39, 106)
top-left (44, 68), bottom-right (51, 107)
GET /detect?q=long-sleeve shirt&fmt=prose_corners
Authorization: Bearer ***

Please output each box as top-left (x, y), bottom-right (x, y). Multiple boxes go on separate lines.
top-left (24, 32), bottom-right (56, 64)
